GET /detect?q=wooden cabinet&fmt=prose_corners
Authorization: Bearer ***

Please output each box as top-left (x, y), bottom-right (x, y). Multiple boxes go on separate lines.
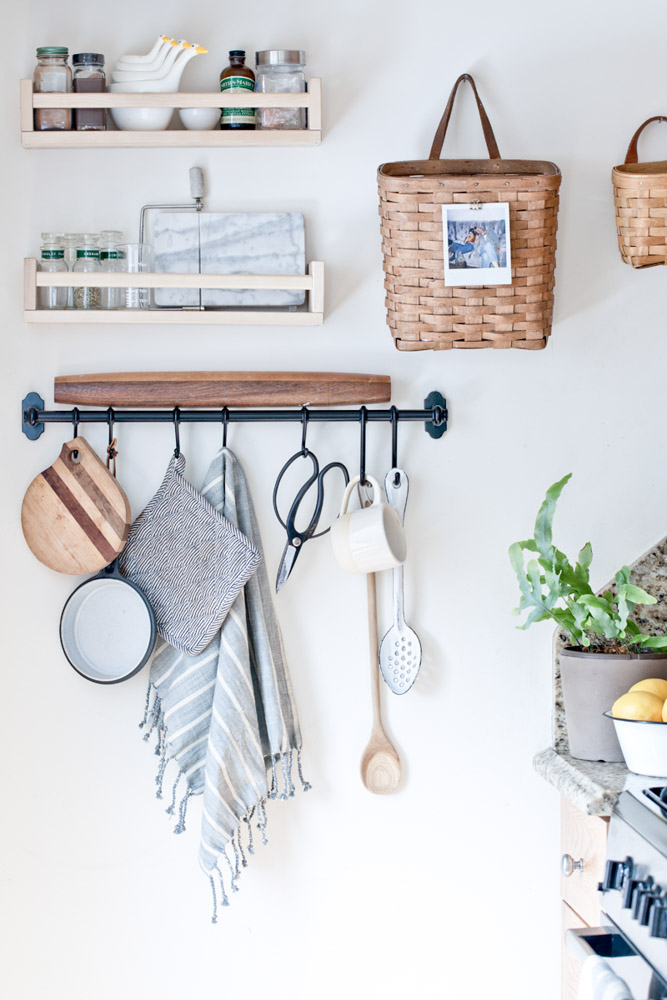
top-left (560, 797), bottom-right (609, 1000)
top-left (562, 901), bottom-right (589, 1000)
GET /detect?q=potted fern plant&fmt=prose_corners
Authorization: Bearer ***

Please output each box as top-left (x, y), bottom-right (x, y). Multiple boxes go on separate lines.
top-left (509, 474), bottom-right (667, 762)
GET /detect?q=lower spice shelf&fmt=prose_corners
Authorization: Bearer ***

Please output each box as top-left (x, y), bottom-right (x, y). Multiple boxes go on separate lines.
top-left (23, 258), bottom-right (324, 326)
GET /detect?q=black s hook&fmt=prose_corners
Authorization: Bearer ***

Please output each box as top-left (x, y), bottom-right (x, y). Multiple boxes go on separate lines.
top-left (106, 407), bottom-right (118, 477)
top-left (359, 406), bottom-right (368, 487)
top-left (221, 406), bottom-right (229, 449)
top-left (173, 407), bottom-right (181, 458)
top-left (300, 406), bottom-right (309, 456)
top-left (390, 405), bottom-right (400, 485)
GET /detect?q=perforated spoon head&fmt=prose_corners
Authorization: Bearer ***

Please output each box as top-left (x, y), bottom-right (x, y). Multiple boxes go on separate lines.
top-left (379, 623), bottom-right (422, 694)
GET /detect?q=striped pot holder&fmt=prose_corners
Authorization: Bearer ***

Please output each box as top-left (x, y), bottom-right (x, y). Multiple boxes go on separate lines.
top-left (119, 452), bottom-right (261, 655)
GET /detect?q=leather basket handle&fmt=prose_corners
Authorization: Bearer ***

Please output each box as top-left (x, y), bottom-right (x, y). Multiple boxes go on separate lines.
top-left (625, 116), bottom-right (667, 164)
top-left (429, 73), bottom-right (501, 161)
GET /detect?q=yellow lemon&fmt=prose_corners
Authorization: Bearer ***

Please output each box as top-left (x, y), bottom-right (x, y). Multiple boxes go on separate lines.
top-left (629, 678), bottom-right (667, 702)
top-left (611, 691), bottom-right (664, 722)
top-left (663, 700), bottom-right (667, 723)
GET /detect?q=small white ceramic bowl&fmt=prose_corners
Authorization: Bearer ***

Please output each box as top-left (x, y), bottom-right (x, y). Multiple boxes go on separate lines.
top-left (178, 107), bottom-right (221, 130)
top-left (604, 711), bottom-right (667, 776)
top-left (110, 106), bottom-right (174, 131)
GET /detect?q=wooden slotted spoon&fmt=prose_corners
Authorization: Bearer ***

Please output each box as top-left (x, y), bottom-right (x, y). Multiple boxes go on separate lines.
top-left (360, 572), bottom-right (401, 794)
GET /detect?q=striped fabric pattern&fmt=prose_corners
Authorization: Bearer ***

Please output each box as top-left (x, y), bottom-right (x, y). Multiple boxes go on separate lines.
top-left (120, 452), bottom-right (260, 656)
top-left (141, 448), bottom-right (308, 918)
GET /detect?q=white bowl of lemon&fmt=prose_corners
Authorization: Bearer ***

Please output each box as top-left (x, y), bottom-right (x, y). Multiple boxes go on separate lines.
top-left (606, 678), bottom-right (667, 776)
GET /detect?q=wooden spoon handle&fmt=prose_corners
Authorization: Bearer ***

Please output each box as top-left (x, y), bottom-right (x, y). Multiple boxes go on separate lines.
top-left (367, 572), bottom-right (382, 729)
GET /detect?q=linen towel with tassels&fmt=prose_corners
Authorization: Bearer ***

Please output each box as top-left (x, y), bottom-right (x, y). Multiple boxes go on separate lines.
top-left (140, 447), bottom-right (309, 919)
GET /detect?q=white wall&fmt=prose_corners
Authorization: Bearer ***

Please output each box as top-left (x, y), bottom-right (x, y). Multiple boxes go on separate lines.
top-left (3, 1), bottom-right (667, 997)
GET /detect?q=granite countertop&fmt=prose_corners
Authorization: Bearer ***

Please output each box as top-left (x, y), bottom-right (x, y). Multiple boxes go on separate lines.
top-left (533, 535), bottom-right (667, 816)
top-left (533, 747), bottom-right (629, 816)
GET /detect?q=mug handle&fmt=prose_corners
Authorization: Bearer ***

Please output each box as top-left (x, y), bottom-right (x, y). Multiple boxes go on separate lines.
top-left (338, 474), bottom-right (382, 515)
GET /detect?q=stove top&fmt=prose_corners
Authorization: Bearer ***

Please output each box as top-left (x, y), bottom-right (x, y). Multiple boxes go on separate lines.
top-left (599, 786), bottom-right (667, 985)
top-left (642, 786), bottom-right (667, 821)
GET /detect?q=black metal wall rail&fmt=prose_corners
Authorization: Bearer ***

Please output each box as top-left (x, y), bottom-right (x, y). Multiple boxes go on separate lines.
top-left (22, 391), bottom-right (448, 441)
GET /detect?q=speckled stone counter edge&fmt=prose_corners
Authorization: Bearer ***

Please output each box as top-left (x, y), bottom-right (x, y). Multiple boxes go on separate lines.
top-left (533, 747), bottom-right (627, 815)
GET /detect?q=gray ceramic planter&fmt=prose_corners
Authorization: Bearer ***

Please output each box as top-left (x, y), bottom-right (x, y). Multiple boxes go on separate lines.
top-left (560, 648), bottom-right (667, 762)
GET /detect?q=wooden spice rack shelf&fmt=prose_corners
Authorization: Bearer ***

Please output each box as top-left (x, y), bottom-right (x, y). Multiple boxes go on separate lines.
top-left (20, 79), bottom-right (322, 148)
top-left (24, 258), bottom-right (324, 326)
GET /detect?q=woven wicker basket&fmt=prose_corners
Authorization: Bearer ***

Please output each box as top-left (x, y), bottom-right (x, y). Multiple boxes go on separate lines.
top-left (613, 116), bottom-right (667, 268)
top-left (378, 74), bottom-right (561, 351)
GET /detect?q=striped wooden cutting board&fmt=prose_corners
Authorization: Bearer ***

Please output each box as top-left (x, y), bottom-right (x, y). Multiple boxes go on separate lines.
top-left (21, 436), bottom-right (131, 575)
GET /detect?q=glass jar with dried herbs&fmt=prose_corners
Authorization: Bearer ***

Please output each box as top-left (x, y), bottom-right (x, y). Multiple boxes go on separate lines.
top-left (73, 235), bottom-right (101, 310)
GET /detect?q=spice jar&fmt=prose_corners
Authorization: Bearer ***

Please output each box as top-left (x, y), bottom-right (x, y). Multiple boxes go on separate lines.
top-left (220, 51), bottom-right (255, 130)
top-left (60, 234), bottom-right (83, 308)
top-left (33, 47), bottom-right (72, 131)
top-left (37, 234), bottom-right (68, 310)
top-left (255, 50), bottom-right (306, 130)
top-left (98, 231), bottom-right (124, 309)
top-left (72, 53), bottom-right (106, 131)
top-left (73, 235), bottom-right (101, 310)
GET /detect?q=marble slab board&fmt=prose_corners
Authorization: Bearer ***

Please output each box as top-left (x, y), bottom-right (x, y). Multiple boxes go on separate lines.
top-left (152, 212), bottom-right (306, 308)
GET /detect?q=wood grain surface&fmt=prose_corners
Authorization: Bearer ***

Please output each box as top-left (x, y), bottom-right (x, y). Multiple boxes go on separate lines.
top-left (54, 372), bottom-right (392, 408)
top-left (560, 796), bottom-right (608, 927)
top-left (21, 437), bottom-right (131, 575)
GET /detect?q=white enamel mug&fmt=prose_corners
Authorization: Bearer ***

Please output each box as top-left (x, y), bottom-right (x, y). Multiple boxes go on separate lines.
top-left (330, 475), bottom-right (407, 573)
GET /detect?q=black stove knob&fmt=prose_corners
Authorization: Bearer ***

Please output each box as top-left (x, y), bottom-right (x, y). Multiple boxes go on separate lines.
top-left (637, 886), bottom-right (662, 926)
top-left (624, 878), bottom-right (641, 909)
top-left (599, 856), bottom-right (633, 893)
top-left (632, 879), bottom-right (655, 920)
top-left (649, 897), bottom-right (667, 939)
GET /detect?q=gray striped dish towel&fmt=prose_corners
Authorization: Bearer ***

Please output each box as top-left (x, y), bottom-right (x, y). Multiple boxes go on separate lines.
top-left (140, 447), bottom-right (309, 919)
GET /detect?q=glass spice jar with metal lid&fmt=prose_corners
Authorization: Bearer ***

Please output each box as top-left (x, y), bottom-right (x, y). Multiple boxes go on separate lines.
top-left (255, 50), bottom-right (306, 130)
top-left (98, 231), bottom-right (124, 310)
top-left (73, 235), bottom-right (101, 310)
top-left (37, 234), bottom-right (68, 310)
top-left (72, 53), bottom-right (106, 131)
top-left (33, 47), bottom-right (72, 131)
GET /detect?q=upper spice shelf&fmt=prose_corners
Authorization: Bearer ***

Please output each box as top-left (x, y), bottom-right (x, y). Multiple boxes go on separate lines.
top-left (19, 78), bottom-right (322, 148)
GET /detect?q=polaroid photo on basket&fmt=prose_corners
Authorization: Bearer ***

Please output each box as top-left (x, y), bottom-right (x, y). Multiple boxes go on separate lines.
top-left (442, 202), bottom-right (512, 287)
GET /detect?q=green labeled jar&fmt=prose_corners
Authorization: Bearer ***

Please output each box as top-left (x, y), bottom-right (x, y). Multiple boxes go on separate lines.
top-left (220, 50), bottom-right (255, 129)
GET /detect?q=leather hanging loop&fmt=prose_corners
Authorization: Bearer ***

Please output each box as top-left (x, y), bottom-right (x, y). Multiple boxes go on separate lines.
top-left (429, 72), bottom-right (501, 162)
top-left (624, 116), bottom-right (667, 164)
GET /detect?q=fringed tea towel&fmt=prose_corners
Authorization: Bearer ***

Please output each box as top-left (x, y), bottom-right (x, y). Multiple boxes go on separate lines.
top-left (140, 447), bottom-right (309, 920)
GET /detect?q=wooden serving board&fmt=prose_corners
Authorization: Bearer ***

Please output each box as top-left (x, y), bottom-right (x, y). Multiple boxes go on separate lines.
top-left (54, 372), bottom-right (392, 408)
top-left (21, 437), bottom-right (131, 575)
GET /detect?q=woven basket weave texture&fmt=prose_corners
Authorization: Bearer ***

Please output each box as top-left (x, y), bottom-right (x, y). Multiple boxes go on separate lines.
top-left (613, 116), bottom-right (667, 269)
top-left (378, 74), bottom-right (561, 352)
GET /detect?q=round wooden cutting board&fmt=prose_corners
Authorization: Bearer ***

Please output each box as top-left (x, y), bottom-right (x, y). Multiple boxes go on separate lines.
top-left (21, 436), bottom-right (132, 575)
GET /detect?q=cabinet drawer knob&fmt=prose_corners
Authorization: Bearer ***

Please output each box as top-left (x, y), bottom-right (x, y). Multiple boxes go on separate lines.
top-left (561, 853), bottom-right (584, 877)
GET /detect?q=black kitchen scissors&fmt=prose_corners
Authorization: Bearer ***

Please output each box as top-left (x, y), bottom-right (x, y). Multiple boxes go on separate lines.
top-left (273, 411), bottom-right (349, 592)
